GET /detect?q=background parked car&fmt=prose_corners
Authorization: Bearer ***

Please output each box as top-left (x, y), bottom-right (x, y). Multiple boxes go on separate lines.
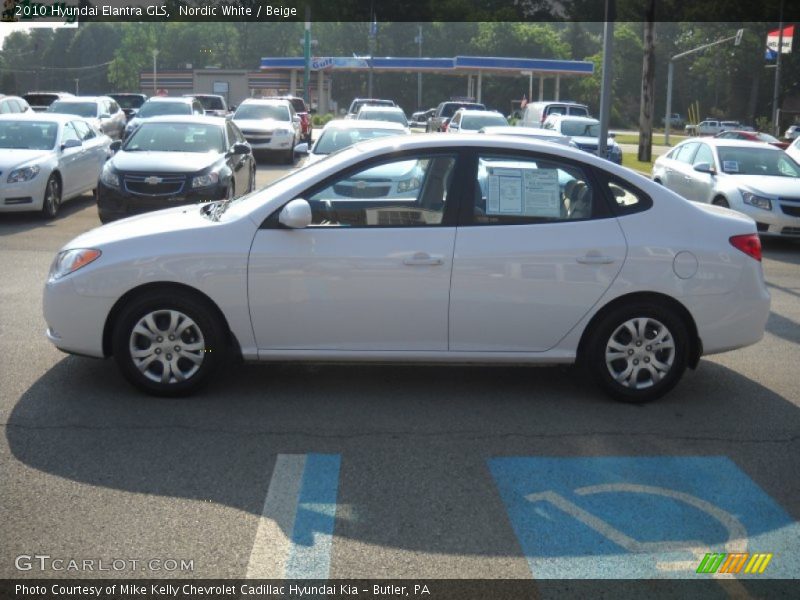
top-left (786, 136), bottom-right (800, 163)
top-left (447, 109), bottom-right (507, 133)
top-left (97, 116), bottom-right (254, 223)
top-left (410, 108), bottom-right (435, 128)
top-left (355, 105), bottom-right (409, 127)
top-left (0, 113), bottom-right (110, 218)
top-left (518, 101), bottom-right (590, 128)
top-left (652, 138), bottom-right (800, 237)
top-left (22, 91), bottom-right (74, 112)
top-left (186, 94), bottom-right (229, 118)
top-left (0, 95), bottom-right (32, 114)
top-left (426, 100), bottom-right (486, 132)
top-left (543, 115), bottom-right (622, 164)
top-left (295, 119), bottom-right (409, 165)
top-left (47, 96), bottom-right (126, 140)
top-left (345, 98), bottom-right (396, 119)
top-left (661, 113), bottom-right (685, 128)
top-left (107, 93), bottom-right (148, 122)
top-left (124, 96), bottom-right (205, 139)
top-left (231, 98), bottom-right (299, 164)
top-left (268, 95), bottom-right (312, 143)
top-left (785, 125), bottom-right (800, 141)
top-left (715, 130), bottom-right (789, 150)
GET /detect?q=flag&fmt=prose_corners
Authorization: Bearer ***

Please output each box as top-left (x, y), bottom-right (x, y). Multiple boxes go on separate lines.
top-left (766, 25), bottom-right (794, 59)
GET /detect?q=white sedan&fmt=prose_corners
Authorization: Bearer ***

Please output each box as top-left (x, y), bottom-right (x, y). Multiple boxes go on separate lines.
top-left (1, 113), bottom-right (111, 218)
top-left (652, 138), bottom-right (800, 237)
top-left (44, 134), bottom-right (770, 402)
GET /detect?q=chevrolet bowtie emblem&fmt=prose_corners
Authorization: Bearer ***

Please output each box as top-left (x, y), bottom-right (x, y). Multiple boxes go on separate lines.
top-left (144, 176), bottom-right (162, 185)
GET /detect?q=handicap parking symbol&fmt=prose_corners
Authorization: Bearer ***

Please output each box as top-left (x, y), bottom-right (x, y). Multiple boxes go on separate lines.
top-left (489, 457), bottom-right (799, 580)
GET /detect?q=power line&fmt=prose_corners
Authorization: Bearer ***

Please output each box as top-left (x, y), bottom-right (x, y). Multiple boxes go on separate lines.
top-left (0, 60), bottom-right (113, 73)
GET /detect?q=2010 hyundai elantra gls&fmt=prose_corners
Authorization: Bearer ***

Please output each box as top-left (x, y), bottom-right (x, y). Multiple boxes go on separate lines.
top-left (43, 134), bottom-right (770, 402)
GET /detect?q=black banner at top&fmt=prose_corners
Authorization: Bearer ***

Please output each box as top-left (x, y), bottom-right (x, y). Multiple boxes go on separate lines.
top-left (3, 0), bottom-right (800, 24)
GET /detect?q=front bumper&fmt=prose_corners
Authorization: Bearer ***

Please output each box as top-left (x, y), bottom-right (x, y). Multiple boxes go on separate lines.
top-left (730, 198), bottom-right (800, 237)
top-left (0, 175), bottom-right (48, 213)
top-left (239, 131), bottom-right (294, 151)
top-left (44, 276), bottom-right (114, 358)
top-left (97, 179), bottom-right (227, 222)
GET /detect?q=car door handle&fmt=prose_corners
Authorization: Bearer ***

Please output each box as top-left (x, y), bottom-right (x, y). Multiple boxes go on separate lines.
top-left (576, 255), bottom-right (616, 265)
top-left (403, 252), bottom-right (444, 266)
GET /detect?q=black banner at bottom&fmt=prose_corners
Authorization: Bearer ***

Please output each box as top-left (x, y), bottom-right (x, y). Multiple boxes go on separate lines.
top-left (2, 579), bottom-right (798, 600)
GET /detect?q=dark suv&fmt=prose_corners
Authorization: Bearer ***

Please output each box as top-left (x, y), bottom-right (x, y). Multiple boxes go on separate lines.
top-left (268, 95), bottom-right (312, 143)
top-left (427, 101), bottom-right (486, 132)
top-left (108, 93), bottom-right (148, 121)
top-left (22, 91), bottom-right (74, 112)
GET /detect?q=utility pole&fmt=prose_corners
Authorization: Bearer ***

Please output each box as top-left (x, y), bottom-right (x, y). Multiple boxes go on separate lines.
top-left (415, 25), bottom-right (423, 110)
top-left (303, 6), bottom-right (311, 104)
top-left (637, 1), bottom-right (655, 162)
top-left (152, 49), bottom-right (159, 95)
top-left (368, 5), bottom-right (376, 97)
top-left (74, 78), bottom-right (79, 95)
top-left (772, 0), bottom-right (785, 136)
top-left (597, 0), bottom-right (614, 161)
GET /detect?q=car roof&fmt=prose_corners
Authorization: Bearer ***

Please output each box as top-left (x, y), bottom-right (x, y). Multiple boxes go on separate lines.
top-left (239, 98), bottom-right (291, 106)
top-left (482, 126), bottom-right (565, 136)
top-left (321, 119), bottom-right (408, 131)
top-left (0, 112), bottom-right (80, 123)
top-left (455, 109), bottom-right (503, 116)
top-left (681, 138), bottom-right (781, 150)
top-left (547, 115), bottom-right (599, 123)
top-left (145, 96), bottom-right (195, 103)
top-left (129, 115), bottom-right (226, 126)
top-left (185, 94), bottom-right (224, 99)
top-left (50, 96), bottom-right (112, 103)
top-left (358, 105), bottom-right (404, 112)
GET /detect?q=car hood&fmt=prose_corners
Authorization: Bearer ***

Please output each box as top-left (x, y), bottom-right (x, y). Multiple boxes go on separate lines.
top-left (110, 151), bottom-right (220, 173)
top-left (0, 149), bottom-right (52, 170)
top-left (65, 205), bottom-right (216, 250)
top-left (724, 175), bottom-right (800, 197)
top-left (232, 119), bottom-right (292, 131)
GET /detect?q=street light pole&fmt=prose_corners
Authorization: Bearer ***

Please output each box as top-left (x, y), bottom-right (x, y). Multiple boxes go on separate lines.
top-left (303, 8), bottom-right (311, 104)
top-left (597, 0), bottom-right (615, 160)
top-left (152, 49), bottom-right (159, 95)
top-left (416, 25), bottom-right (423, 110)
top-left (74, 78), bottom-right (79, 95)
top-left (664, 29), bottom-right (743, 145)
top-left (772, 0), bottom-right (785, 136)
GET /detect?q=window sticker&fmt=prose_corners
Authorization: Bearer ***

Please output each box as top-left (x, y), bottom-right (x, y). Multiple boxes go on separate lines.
top-left (485, 167), bottom-right (561, 218)
top-left (723, 160), bottom-right (739, 173)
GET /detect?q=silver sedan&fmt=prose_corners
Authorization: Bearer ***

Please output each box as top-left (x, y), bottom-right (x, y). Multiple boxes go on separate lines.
top-left (652, 138), bottom-right (800, 237)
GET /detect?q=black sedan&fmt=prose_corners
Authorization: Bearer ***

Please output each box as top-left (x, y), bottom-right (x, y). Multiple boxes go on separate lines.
top-left (97, 116), bottom-right (255, 223)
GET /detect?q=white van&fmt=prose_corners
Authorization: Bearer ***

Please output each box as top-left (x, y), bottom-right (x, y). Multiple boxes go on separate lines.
top-left (519, 101), bottom-right (590, 128)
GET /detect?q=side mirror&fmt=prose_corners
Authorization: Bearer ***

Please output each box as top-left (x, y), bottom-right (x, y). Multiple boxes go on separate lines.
top-left (294, 142), bottom-right (309, 155)
top-left (61, 138), bottom-right (82, 151)
top-left (230, 142), bottom-right (251, 155)
top-left (110, 140), bottom-right (122, 153)
top-left (693, 162), bottom-right (715, 174)
top-left (278, 198), bottom-right (312, 229)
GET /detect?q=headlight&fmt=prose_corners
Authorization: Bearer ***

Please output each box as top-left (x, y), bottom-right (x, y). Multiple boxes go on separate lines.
top-left (100, 164), bottom-right (119, 188)
top-left (741, 191), bottom-right (772, 211)
top-left (397, 177), bottom-right (421, 193)
top-left (48, 248), bottom-right (102, 281)
top-left (192, 171), bottom-right (220, 188)
top-left (275, 129), bottom-right (292, 136)
top-left (7, 165), bottom-right (40, 183)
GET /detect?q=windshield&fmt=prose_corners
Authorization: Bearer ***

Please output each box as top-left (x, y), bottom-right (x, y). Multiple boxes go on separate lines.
top-left (351, 100), bottom-right (394, 113)
top-left (48, 101), bottom-right (97, 118)
top-left (0, 120), bottom-right (58, 149)
top-left (195, 96), bottom-right (225, 110)
top-left (234, 104), bottom-right (290, 121)
top-left (124, 122), bottom-right (224, 153)
top-left (717, 147), bottom-right (800, 177)
top-left (462, 114), bottom-right (507, 130)
top-left (137, 101), bottom-right (192, 118)
top-left (111, 95), bottom-right (146, 109)
top-left (357, 110), bottom-right (407, 126)
top-left (560, 121), bottom-right (601, 137)
top-left (313, 127), bottom-right (405, 155)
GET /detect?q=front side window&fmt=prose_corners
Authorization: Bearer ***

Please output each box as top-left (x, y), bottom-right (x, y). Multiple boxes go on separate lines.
top-left (693, 143), bottom-right (714, 167)
top-left (61, 123), bottom-right (81, 144)
top-left (471, 154), bottom-right (596, 224)
top-left (300, 153), bottom-right (457, 227)
top-left (72, 120), bottom-right (95, 141)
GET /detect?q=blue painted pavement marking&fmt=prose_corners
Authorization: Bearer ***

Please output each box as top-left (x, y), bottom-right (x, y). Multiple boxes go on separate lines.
top-left (285, 453), bottom-right (342, 579)
top-left (489, 456), bottom-right (800, 579)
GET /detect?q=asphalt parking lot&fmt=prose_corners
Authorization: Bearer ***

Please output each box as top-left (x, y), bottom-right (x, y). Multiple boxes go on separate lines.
top-left (2, 158), bottom-right (800, 588)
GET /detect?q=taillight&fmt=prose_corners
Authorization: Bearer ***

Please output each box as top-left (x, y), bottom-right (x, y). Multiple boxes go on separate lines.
top-left (729, 234), bottom-right (762, 261)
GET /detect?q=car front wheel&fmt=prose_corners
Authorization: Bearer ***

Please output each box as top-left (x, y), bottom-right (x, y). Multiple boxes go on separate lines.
top-left (40, 175), bottom-right (61, 219)
top-left (585, 302), bottom-right (688, 403)
top-left (112, 290), bottom-right (228, 396)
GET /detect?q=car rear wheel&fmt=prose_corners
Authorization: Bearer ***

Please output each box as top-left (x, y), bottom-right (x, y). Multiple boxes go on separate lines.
top-left (112, 290), bottom-right (228, 396)
top-left (40, 175), bottom-right (61, 219)
top-left (585, 302), bottom-right (688, 403)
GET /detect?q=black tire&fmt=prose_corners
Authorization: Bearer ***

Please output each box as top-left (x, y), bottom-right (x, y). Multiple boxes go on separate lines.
top-left (712, 196), bottom-right (729, 208)
top-left (584, 302), bottom-right (689, 403)
top-left (112, 290), bottom-right (228, 397)
top-left (40, 174), bottom-right (61, 219)
top-left (284, 145), bottom-right (295, 165)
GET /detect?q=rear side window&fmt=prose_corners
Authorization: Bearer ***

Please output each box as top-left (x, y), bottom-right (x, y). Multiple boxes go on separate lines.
top-left (546, 105), bottom-right (567, 117)
top-left (568, 106), bottom-right (589, 117)
top-left (604, 176), bottom-right (652, 216)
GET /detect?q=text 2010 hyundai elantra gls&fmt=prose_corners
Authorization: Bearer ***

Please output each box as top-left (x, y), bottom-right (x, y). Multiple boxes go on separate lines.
top-left (44, 135), bottom-right (770, 402)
